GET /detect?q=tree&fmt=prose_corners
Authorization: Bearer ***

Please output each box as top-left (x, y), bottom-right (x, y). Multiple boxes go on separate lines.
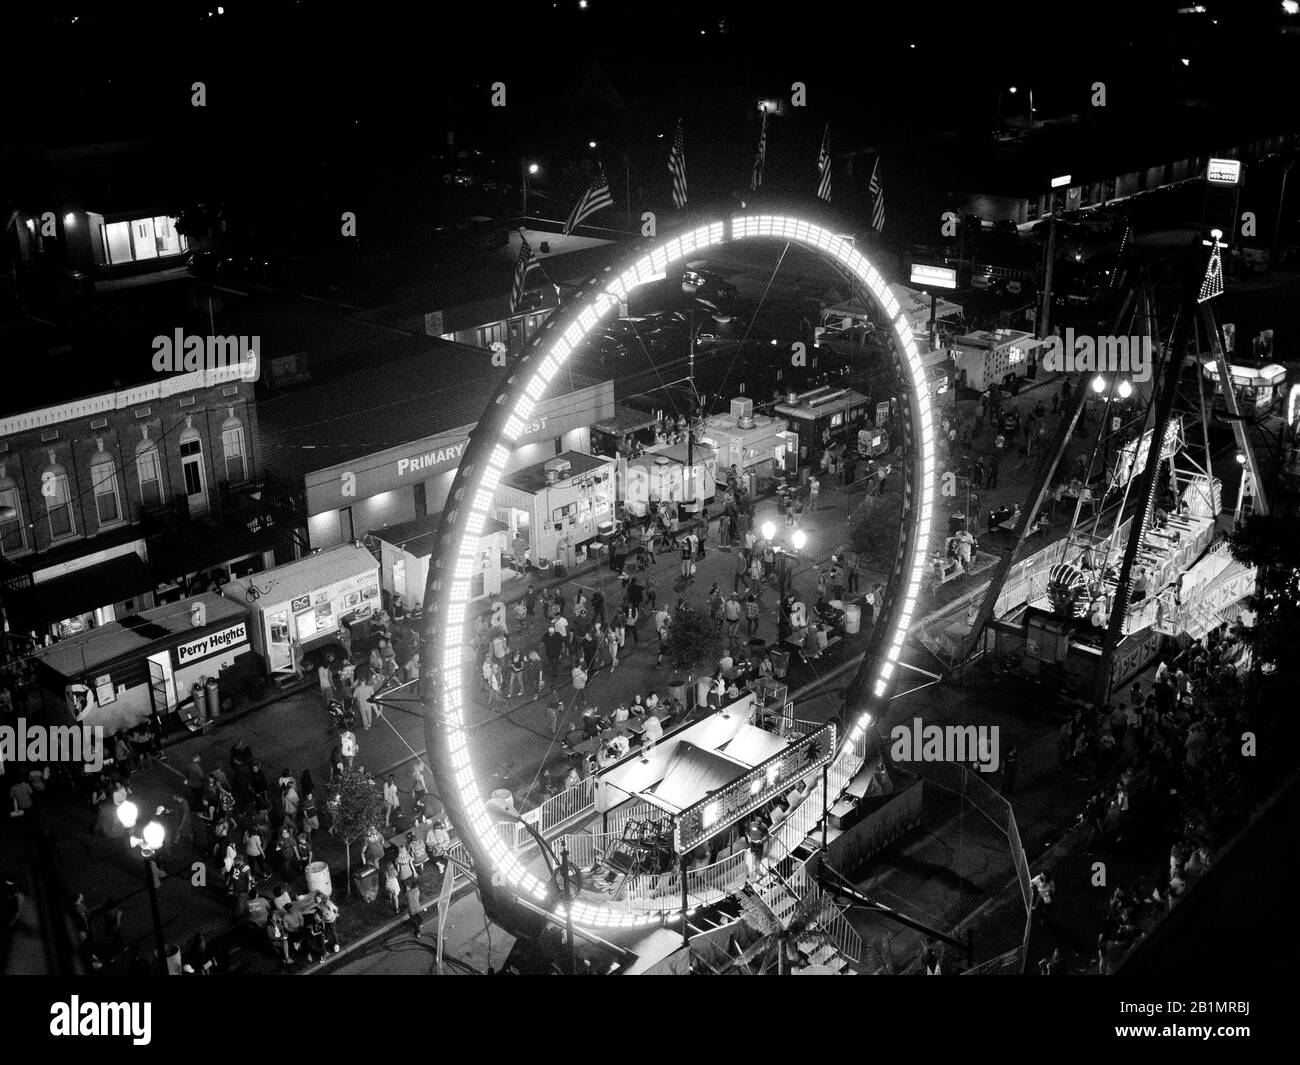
top-left (727, 886), bottom-right (839, 975)
top-left (848, 489), bottom-right (904, 572)
top-left (1227, 514), bottom-right (1300, 687)
top-left (661, 604), bottom-right (722, 674)
top-left (327, 769), bottom-right (388, 896)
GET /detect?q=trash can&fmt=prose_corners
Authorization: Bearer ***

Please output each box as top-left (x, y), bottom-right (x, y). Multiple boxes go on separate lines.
top-left (696, 676), bottom-right (712, 707)
top-left (746, 638), bottom-right (766, 659)
top-left (305, 860), bottom-right (333, 898)
top-left (844, 603), bottom-right (862, 634)
top-left (352, 864), bottom-right (379, 903)
top-left (667, 677), bottom-right (689, 709)
top-left (771, 649), bottom-right (791, 679)
top-left (164, 943), bottom-right (183, 976)
top-left (205, 677), bottom-right (220, 719)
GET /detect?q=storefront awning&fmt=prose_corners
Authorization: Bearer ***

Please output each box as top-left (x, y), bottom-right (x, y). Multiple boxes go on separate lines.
top-left (2, 553), bottom-right (154, 633)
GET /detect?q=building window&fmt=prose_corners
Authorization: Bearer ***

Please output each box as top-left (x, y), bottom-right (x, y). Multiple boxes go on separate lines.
top-left (220, 409), bottom-right (248, 485)
top-left (179, 418), bottom-right (207, 513)
top-left (101, 215), bottom-right (187, 266)
top-left (0, 465), bottom-right (26, 555)
top-left (42, 450), bottom-right (75, 540)
top-left (89, 438), bottom-right (123, 527)
top-left (136, 427), bottom-right (163, 509)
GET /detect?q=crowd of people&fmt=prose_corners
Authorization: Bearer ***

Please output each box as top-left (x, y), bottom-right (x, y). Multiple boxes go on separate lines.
top-left (1037, 616), bottom-right (1258, 974)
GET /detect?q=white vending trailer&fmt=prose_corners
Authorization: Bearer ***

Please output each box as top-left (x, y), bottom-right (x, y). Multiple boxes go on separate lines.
top-left (220, 544), bottom-right (381, 676)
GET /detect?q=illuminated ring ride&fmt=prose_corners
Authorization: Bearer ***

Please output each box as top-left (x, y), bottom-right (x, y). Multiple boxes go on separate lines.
top-left (420, 215), bottom-right (937, 932)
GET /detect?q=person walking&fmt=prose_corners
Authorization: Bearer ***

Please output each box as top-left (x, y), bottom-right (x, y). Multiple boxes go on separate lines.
top-left (680, 537), bottom-right (694, 581)
top-left (243, 825), bottom-right (267, 879)
top-left (1001, 743), bottom-right (1020, 796)
top-left (570, 661), bottom-right (589, 713)
top-left (383, 774), bottom-right (400, 828)
top-left (1030, 871), bottom-right (1056, 928)
top-left (546, 689), bottom-right (564, 735)
top-left (382, 858), bottom-right (401, 914)
top-left (316, 891), bottom-right (341, 953)
top-left (724, 594), bottom-right (742, 641)
top-left (352, 674), bottom-right (375, 731)
top-left (809, 475), bottom-right (820, 511)
top-left (604, 623), bottom-right (622, 673)
top-left (410, 761), bottom-right (428, 818)
top-left (506, 651), bottom-right (526, 698)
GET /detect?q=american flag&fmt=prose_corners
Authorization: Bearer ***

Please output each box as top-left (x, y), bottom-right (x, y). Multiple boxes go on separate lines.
top-left (668, 119), bottom-right (688, 209)
top-left (751, 107), bottom-right (768, 191)
top-left (563, 170), bottom-right (614, 235)
top-left (869, 155), bottom-right (885, 231)
top-left (816, 124), bottom-right (832, 202)
top-left (509, 230), bottom-right (535, 313)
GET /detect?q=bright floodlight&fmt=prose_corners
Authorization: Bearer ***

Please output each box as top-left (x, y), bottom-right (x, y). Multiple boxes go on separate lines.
top-left (792, 530), bottom-right (807, 550)
top-left (1235, 451), bottom-right (1247, 465)
top-left (1008, 86), bottom-right (1018, 93)
top-left (1118, 380), bottom-right (1134, 399)
top-left (588, 140), bottom-right (597, 148)
top-left (761, 521), bottom-right (777, 541)
top-left (142, 820), bottom-right (166, 851)
top-left (527, 163), bottom-right (539, 175)
top-left (1091, 375), bottom-right (1107, 394)
top-left (1286, 1), bottom-right (1300, 15)
top-left (1180, 57), bottom-right (1190, 66)
top-left (117, 800), bottom-right (139, 830)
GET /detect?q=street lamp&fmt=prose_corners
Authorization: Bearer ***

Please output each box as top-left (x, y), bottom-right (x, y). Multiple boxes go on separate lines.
top-left (118, 800), bottom-right (168, 974)
top-left (1118, 379), bottom-right (1134, 400)
top-left (1091, 374), bottom-right (1107, 394)
top-left (791, 529), bottom-right (808, 551)
top-left (761, 520), bottom-right (777, 542)
top-left (522, 161), bottom-right (540, 217)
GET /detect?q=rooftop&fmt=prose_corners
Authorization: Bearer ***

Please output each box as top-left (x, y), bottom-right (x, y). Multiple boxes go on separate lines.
top-left (502, 450), bottom-right (612, 494)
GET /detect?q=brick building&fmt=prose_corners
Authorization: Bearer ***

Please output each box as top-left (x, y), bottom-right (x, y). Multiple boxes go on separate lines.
top-left (0, 363), bottom-right (302, 647)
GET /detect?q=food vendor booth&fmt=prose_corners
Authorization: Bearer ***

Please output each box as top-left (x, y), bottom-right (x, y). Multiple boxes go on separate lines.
top-left (619, 441), bottom-right (718, 519)
top-left (32, 593), bottom-right (254, 735)
top-left (698, 398), bottom-right (789, 490)
top-left (220, 544), bottom-right (381, 677)
top-left (774, 385), bottom-right (871, 462)
top-left (497, 451), bottom-right (617, 571)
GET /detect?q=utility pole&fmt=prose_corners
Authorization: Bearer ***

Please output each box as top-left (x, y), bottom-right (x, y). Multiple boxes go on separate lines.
top-left (1270, 158), bottom-right (1294, 277)
top-left (1037, 210), bottom-right (1056, 339)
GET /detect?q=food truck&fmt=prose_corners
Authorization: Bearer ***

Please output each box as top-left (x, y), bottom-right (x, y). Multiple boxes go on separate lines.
top-left (32, 593), bottom-right (254, 735)
top-left (951, 329), bottom-right (1049, 394)
top-left (619, 442), bottom-right (718, 519)
top-left (220, 544), bottom-right (381, 677)
top-left (497, 451), bottom-right (618, 571)
top-left (370, 513), bottom-right (507, 611)
top-left (1200, 359), bottom-right (1287, 418)
top-left (773, 385), bottom-right (871, 461)
top-left (698, 398), bottom-right (792, 490)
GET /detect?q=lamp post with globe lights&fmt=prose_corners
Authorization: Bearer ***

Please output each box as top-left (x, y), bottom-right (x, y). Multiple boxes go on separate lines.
top-left (117, 800), bottom-right (168, 974)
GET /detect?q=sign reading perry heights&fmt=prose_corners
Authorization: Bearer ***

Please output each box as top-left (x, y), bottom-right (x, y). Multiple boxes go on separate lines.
top-left (176, 621), bottom-right (248, 665)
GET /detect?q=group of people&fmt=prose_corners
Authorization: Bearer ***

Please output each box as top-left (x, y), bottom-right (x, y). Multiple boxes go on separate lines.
top-left (1037, 617), bottom-right (1257, 974)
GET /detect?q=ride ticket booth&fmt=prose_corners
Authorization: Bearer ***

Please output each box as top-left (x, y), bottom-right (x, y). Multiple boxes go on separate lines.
top-left (32, 592), bottom-right (254, 736)
top-left (370, 513), bottom-right (507, 611)
top-left (220, 543), bottom-right (381, 677)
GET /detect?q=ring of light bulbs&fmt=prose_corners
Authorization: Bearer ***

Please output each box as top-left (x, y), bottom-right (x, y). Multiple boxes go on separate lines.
top-left (432, 215), bottom-right (936, 931)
